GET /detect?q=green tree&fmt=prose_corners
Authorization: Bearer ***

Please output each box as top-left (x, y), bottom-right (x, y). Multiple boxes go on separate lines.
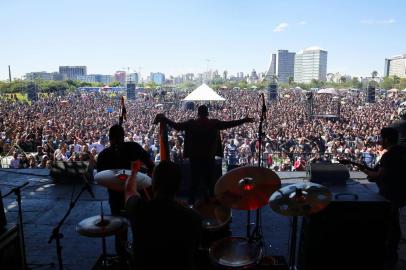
top-left (371, 70), bottom-right (378, 79)
top-left (339, 76), bottom-right (347, 84)
top-left (393, 75), bottom-right (401, 85)
top-left (109, 81), bottom-right (121, 87)
top-left (288, 76), bottom-right (294, 86)
top-left (351, 77), bottom-right (362, 89)
top-left (380, 77), bottom-right (394, 90)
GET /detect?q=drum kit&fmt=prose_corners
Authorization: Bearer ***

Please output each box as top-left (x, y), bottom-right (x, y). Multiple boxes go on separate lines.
top-left (77, 165), bottom-right (332, 270)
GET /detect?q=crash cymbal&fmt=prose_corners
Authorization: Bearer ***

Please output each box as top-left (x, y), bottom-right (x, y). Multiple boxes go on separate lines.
top-left (269, 182), bottom-right (332, 216)
top-left (94, 169), bottom-right (151, 192)
top-left (192, 199), bottom-right (231, 231)
top-left (76, 215), bottom-right (128, 238)
top-left (215, 166), bottom-right (281, 211)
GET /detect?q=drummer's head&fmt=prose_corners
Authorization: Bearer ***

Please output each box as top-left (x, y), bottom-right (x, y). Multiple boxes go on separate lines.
top-left (109, 124), bottom-right (125, 145)
top-left (152, 160), bottom-right (181, 198)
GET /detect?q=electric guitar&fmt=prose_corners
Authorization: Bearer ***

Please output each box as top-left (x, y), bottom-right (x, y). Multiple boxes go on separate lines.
top-left (337, 158), bottom-right (373, 171)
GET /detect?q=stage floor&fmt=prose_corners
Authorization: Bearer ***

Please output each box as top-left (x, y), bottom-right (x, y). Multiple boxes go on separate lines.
top-left (0, 169), bottom-right (405, 269)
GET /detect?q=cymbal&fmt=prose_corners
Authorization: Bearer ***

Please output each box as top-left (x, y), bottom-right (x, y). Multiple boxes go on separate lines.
top-left (215, 166), bottom-right (281, 211)
top-left (76, 215), bottom-right (128, 238)
top-left (94, 169), bottom-right (151, 192)
top-left (269, 182), bottom-right (332, 216)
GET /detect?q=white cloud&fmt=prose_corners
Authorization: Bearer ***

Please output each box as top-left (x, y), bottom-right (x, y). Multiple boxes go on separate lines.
top-left (298, 21), bottom-right (307, 25)
top-left (360, 19), bottom-right (395, 25)
top-left (273, 22), bottom-right (288, 32)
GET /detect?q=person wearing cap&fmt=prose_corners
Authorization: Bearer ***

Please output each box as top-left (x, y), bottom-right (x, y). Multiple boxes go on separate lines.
top-left (155, 104), bottom-right (254, 205)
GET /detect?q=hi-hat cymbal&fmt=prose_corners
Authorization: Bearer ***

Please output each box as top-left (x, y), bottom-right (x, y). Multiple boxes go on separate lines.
top-left (94, 169), bottom-right (151, 192)
top-left (215, 166), bottom-right (281, 211)
top-left (269, 182), bottom-right (332, 216)
top-left (76, 215), bottom-right (128, 238)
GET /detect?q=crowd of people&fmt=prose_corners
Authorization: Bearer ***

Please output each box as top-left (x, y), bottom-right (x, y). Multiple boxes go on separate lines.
top-left (0, 87), bottom-right (404, 171)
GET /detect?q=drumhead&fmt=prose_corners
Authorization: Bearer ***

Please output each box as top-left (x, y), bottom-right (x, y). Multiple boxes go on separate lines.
top-left (209, 237), bottom-right (262, 268)
top-left (193, 199), bottom-right (231, 231)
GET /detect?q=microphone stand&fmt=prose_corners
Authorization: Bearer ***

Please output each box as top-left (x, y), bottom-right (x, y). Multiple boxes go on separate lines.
top-left (247, 94), bottom-right (267, 245)
top-left (48, 183), bottom-right (89, 270)
top-left (2, 182), bottom-right (29, 270)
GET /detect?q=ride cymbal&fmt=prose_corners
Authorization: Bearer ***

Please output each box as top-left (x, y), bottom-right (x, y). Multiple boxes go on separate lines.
top-left (76, 215), bottom-right (128, 238)
top-left (269, 182), bottom-right (332, 216)
top-left (215, 166), bottom-right (281, 211)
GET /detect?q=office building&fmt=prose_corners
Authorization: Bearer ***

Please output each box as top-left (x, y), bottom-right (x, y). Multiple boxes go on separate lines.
top-left (384, 54), bottom-right (406, 78)
top-left (150, 72), bottom-right (165, 85)
top-left (77, 74), bottom-right (113, 84)
top-left (294, 47), bottom-right (328, 83)
top-left (25, 72), bottom-right (53, 81)
top-left (59, 66), bottom-right (87, 80)
top-left (265, 54), bottom-right (277, 78)
top-left (114, 71), bottom-right (126, 85)
top-left (276, 50), bottom-right (295, 83)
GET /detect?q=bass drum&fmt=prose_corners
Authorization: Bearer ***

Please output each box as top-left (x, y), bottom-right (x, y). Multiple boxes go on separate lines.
top-left (192, 199), bottom-right (231, 249)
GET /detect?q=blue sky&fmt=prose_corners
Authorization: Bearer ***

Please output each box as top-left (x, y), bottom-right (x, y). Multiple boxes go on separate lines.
top-left (0, 0), bottom-right (404, 80)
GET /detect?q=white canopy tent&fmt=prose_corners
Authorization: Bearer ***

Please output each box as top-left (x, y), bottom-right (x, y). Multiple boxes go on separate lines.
top-left (317, 88), bottom-right (340, 96)
top-left (183, 83), bottom-right (225, 101)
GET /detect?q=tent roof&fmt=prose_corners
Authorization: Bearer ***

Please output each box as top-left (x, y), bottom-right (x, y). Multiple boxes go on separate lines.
top-left (317, 88), bottom-right (340, 95)
top-left (183, 83), bottom-right (225, 101)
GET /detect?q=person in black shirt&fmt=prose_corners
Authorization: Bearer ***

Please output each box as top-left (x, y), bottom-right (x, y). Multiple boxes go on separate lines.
top-left (361, 127), bottom-right (406, 268)
top-left (390, 109), bottom-right (406, 147)
top-left (155, 105), bottom-right (253, 204)
top-left (97, 124), bottom-right (154, 257)
top-left (125, 160), bottom-right (202, 270)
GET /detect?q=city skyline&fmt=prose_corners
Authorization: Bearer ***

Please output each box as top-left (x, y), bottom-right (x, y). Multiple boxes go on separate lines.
top-left (0, 0), bottom-right (405, 80)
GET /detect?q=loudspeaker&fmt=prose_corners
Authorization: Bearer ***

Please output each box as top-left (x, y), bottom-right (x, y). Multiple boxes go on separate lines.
top-left (127, 83), bottom-right (136, 100)
top-left (50, 161), bottom-right (90, 184)
top-left (366, 85), bottom-right (375, 103)
top-left (299, 197), bottom-right (390, 270)
top-left (27, 83), bottom-right (38, 101)
top-left (307, 163), bottom-right (349, 185)
top-left (183, 101), bottom-right (195, 111)
top-left (268, 83), bottom-right (278, 101)
top-left (0, 224), bottom-right (23, 270)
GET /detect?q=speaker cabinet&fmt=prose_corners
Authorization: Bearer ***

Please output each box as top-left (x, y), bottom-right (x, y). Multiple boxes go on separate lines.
top-left (307, 163), bottom-right (349, 185)
top-left (0, 224), bottom-right (23, 270)
top-left (298, 188), bottom-right (391, 270)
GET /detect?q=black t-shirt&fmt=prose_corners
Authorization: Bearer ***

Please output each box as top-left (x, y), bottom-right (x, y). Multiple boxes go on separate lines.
top-left (97, 142), bottom-right (152, 214)
top-left (126, 196), bottom-right (202, 270)
top-left (378, 145), bottom-right (406, 207)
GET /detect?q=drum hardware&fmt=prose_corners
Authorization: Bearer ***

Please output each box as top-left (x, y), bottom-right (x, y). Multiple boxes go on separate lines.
top-left (48, 179), bottom-right (95, 270)
top-left (212, 166), bottom-right (281, 268)
top-left (76, 202), bottom-right (128, 269)
top-left (269, 182), bottom-right (332, 270)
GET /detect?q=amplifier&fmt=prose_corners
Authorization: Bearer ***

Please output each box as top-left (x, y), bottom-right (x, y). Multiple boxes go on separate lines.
top-left (298, 184), bottom-right (391, 270)
top-left (307, 163), bottom-right (349, 185)
top-left (0, 224), bottom-right (23, 270)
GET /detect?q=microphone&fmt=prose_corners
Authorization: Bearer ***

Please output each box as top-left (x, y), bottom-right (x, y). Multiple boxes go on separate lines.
top-left (82, 175), bottom-right (95, 199)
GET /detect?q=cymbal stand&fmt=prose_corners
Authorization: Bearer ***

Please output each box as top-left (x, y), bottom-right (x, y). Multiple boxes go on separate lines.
top-left (247, 94), bottom-right (267, 245)
top-left (2, 181), bottom-right (29, 270)
top-left (288, 188), bottom-right (302, 270)
top-left (48, 184), bottom-right (88, 270)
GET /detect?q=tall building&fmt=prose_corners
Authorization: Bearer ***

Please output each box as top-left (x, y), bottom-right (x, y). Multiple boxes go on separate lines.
top-left (114, 71), bottom-right (126, 85)
top-left (77, 74), bottom-right (113, 84)
top-left (265, 54), bottom-right (277, 78)
top-left (150, 72), bottom-right (165, 85)
top-left (25, 71), bottom-right (53, 81)
top-left (276, 50), bottom-right (295, 83)
top-left (294, 47), bottom-right (328, 83)
top-left (59, 66), bottom-right (87, 80)
top-left (384, 54), bottom-right (406, 78)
